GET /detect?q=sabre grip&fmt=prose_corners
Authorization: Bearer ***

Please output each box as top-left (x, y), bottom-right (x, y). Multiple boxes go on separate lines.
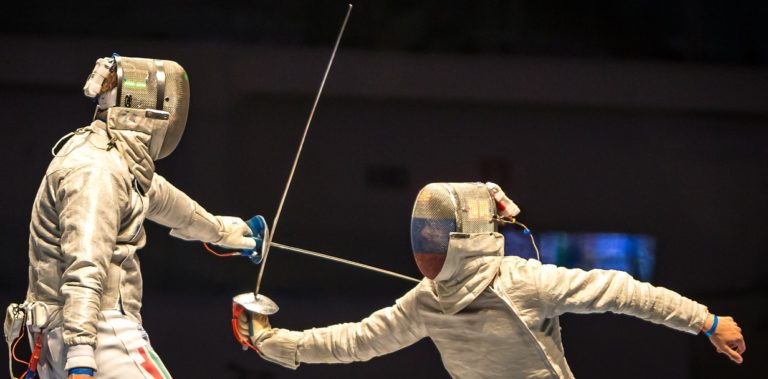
top-left (241, 215), bottom-right (269, 264)
top-left (232, 302), bottom-right (259, 352)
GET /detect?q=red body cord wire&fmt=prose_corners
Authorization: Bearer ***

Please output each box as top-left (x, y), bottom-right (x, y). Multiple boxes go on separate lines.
top-left (204, 243), bottom-right (260, 351)
top-left (28, 334), bottom-right (44, 375)
top-left (203, 242), bottom-right (240, 257)
top-left (11, 322), bottom-right (43, 378)
top-left (231, 303), bottom-right (260, 352)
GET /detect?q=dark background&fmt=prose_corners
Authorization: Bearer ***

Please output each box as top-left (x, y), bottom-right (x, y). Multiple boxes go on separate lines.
top-left (1, 1), bottom-right (766, 378)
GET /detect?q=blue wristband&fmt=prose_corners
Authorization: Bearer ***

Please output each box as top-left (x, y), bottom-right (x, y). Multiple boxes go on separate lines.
top-left (704, 315), bottom-right (719, 337)
top-left (68, 368), bottom-right (95, 376)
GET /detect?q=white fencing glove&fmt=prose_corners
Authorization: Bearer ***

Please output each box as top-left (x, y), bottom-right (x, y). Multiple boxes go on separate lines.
top-left (214, 216), bottom-right (257, 250)
top-left (170, 214), bottom-right (256, 250)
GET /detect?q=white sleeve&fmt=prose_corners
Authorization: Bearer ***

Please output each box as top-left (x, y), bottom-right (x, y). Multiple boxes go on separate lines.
top-left (145, 173), bottom-right (222, 243)
top-left (536, 263), bottom-right (708, 335)
top-left (255, 286), bottom-right (427, 369)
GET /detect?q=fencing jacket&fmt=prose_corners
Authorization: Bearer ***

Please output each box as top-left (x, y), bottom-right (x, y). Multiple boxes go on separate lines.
top-left (26, 118), bottom-right (226, 370)
top-left (254, 232), bottom-right (708, 378)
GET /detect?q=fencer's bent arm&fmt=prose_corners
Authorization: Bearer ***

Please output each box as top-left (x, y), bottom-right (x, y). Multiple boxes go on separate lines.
top-left (256, 286), bottom-right (427, 369)
top-left (56, 165), bottom-right (125, 368)
top-left (535, 262), bottom-right (708, 334)
top-left (145, 173), bottom-right (222, 242)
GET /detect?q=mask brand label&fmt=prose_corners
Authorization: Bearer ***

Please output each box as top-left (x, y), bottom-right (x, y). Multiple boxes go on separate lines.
top-left (123, 79), bottom-right (148, 90)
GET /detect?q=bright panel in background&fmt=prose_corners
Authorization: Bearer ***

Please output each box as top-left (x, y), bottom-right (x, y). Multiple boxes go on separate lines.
top-left (502, 229), bottom-right (656, 281)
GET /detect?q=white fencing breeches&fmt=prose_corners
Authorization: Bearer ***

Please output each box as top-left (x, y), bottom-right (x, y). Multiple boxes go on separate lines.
top-left (35, 311), bottom-right (171, 379)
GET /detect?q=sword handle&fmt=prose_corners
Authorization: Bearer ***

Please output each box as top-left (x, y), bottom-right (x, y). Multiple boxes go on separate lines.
top-left (240, 215), bottom-right (269, 264)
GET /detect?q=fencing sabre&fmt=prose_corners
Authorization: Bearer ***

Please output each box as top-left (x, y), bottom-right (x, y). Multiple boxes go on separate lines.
top-left (205, 240), bottom-right (421, 284)
top-left (270, 242), bottom-right (421, 283)
top-left (231, 4), bottom-right (354, 318)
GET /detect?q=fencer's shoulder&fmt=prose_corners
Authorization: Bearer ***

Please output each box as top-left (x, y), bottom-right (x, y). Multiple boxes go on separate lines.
top-left (500, 255), bottom-right (545, 273)
top-left (401, 279), bottom-right (443, 316)
top-left (492, 257), bottom-right (551, 306)
top-left (47, 134), bottom-right (128, 178)
top-left (497, 256), bottom-right (548, 286)
top-left (404, 279), bottom-right (437, 302)
top-left (406, 279), bottom-right (433, 297)
top-left (45, 150), bottom-right (130, 194)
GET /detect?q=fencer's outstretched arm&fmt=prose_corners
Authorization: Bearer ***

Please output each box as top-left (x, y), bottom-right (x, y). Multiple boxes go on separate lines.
top-left (252, 285), bottom-right (428, 369)
top-left (145, 173), bottom-right (255, 249)
top-left (534, 262), bottom-right (746, 363)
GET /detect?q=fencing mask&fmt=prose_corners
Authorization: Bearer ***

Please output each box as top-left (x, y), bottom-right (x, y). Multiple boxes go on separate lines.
top-left (83, 55), bottom-right (190, 159)
top-left (410, 182), bottom-right (521, 279)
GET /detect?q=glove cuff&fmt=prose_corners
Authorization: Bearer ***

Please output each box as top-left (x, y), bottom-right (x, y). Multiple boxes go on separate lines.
top-left (254, 329), bottom-right (303, 370)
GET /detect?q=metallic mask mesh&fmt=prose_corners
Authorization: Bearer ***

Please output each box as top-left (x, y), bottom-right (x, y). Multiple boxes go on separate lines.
top-left (159, 60), bottom-right (189, 158)
top-left (116, 57), bottom-right (158, 110)
top-left (115, 56), bottom-right (190, 159)
top-left (411, 182), bottom-right (497, 278)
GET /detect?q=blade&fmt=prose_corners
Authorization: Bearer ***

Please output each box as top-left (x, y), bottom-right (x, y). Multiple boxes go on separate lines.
top-left (271, 242), bottom-right (421, 284)
top-left (255, 4), bottom-right (354, 295)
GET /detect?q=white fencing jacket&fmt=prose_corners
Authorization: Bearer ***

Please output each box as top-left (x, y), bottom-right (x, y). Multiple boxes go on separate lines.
top-left (255, 232), bottom-right (708, 378)
top-left (26, 117), bottom-right (229, 370)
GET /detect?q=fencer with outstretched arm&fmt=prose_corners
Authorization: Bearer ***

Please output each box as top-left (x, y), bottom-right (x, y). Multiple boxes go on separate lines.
top-left (236, 182), bottom-right (745, 379)
top-left (14, 56), bottom-right (265, 379)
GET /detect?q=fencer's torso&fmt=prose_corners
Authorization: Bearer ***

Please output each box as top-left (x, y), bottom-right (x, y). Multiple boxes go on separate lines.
top-left (26, 121), bottom-right (148, 344)
top-left (262, 232), bottom-right (706, 379)
top-left (265, 233), bottom-right (570, 378)
top-left (416, 233), bottom-right (567, 378)
top-left (420, 287), bottom-right (566, 379)
top-left (25, 111), bottom-right (225, 374)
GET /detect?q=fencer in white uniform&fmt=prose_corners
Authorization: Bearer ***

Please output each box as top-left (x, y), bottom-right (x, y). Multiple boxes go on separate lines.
top-left (237, 182), bottom-right (746, 378)
top-left (21, 56), bottom-right (260, 379)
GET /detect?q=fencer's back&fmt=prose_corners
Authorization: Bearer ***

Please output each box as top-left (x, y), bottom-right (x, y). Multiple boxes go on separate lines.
top-left (27, 122), bottom-right (149, 332)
